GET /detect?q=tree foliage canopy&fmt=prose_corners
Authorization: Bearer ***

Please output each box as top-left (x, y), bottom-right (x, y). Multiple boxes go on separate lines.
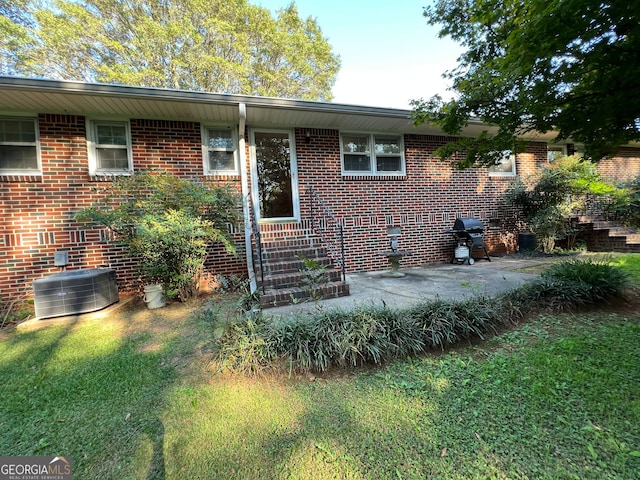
top-left (411, 0), bottom-right (640, 167)
top-left (1, 0), bottom-right (340, 100)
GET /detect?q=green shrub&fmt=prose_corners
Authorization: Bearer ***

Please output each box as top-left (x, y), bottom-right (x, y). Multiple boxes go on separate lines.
top-left (333, 306), bottom-right (394, 367)
top-left (383, 310), bottom-right (425, 358)
top-left (132, 210), bottom-right (212, 300)
top-left (503, 157), bottom-right (622, 252)
top-left (268, 313), bottom-right (328, 371)
top-left (216, 259), bottom-right (630, 374)
top-left (76, 170), bottom-right (240, 301)
top-left (406, 296), bottom-right (503, 348)
top-left (605, 174), bottom-right (640, 227)
top-left (542, 258), bottom-right (629, 303)
top-left (504, 259), bottom-right (629, 312)
top-left (267, 306), bottom-right (424, 372)
top-left (514, 277), bottom-right (592, 311)
top-left (339, 306), bottom-right (424, 366)
top-left (215, 318), bottom-right (276, 375)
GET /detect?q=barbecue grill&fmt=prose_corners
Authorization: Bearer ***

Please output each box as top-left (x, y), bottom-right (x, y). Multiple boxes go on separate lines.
top-left (449, 218), bottom-right (491, 265)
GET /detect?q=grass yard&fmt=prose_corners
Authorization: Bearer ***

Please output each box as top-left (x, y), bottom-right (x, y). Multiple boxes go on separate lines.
top-left (1, 255), bottom-right (639, 479)
top-left (611, 253), bottom-right (640, 287)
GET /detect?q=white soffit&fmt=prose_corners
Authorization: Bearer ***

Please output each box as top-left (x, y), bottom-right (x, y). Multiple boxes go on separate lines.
top-left (0, 76), bottom-right (505, 138)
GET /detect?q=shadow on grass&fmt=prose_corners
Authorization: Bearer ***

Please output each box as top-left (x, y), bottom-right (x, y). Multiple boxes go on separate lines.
top-left (5, 302), bottom-right (638, 478)
top-left (267, 318), bottom-right (640, 479)
top-left (145, 416), bottom-right (166, 480)
top-left (0, 311), bottom-right (190, 479)
top-left (167, 316), bottom-right (640, 479)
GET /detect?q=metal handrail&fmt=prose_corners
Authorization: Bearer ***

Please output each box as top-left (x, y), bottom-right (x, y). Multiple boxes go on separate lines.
top-left (309, 187), bottom-right (346, 283)
top-left (250, 202), bottom-right (265, 294)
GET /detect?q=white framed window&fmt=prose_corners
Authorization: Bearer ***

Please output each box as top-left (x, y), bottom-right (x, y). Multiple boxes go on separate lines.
top-left (547, 144), bottom-right (566, 162)
top-left (87, 120), bottom-right (133, 175)
top-left (341, 133), bottom-right (405, 176)
top-left (488, 150), bottom-right (516, 176)
top-left (202, 126), bottom-right (238, 175)
top-left (0, 116), bottom-right (41, 174)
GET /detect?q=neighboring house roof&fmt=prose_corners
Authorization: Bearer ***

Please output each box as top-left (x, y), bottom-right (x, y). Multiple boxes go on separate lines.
top-left (0, 76), bottom-right (557, 141)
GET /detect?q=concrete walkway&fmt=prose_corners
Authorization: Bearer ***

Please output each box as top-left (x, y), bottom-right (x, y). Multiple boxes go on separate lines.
top-left (265, 255), bottom-right (555, 316)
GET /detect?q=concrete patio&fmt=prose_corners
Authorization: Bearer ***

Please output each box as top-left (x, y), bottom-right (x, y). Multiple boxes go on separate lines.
top-left (265, 254), bottom-right (556, 316)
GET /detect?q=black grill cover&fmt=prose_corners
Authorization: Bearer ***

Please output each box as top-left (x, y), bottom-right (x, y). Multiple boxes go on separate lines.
top-left (453, 218), bottom-right (485, 233)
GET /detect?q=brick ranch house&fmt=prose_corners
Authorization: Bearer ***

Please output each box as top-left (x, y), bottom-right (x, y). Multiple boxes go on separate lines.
top-left (1, 76), bottom-right (640, 308)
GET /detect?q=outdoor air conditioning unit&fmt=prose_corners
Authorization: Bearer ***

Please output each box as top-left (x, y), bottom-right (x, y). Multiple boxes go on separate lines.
top-left (33, 268), bottom-right (119, 319)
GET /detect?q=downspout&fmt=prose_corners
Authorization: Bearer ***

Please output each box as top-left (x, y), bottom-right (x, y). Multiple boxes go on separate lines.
top-left (238, 103), bottom-right (257, 293)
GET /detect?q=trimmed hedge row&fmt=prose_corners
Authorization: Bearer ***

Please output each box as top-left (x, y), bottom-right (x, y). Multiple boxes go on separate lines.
top-left (215, 259), bottom-right (629, 373)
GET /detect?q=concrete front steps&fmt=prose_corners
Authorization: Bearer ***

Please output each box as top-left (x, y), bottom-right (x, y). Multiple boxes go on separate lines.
top-left (577, 216), bottom-right (640, 253)
top-left (255, 235), bottom-right (349, 309)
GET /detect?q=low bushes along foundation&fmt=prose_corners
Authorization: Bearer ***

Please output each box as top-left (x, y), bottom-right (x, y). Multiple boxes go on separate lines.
top-left (214, 258), bottom-right (629, 374)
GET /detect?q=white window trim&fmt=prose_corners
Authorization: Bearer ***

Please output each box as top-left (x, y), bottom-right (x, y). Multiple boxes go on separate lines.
top-left (0, 115), bottom-right (42, 175)
top-left (488, 151), bottom-right (517, 177)
top-left (87, 119), bottom-right (133, 176)
top-left (201, 124), bottom-right (239, 175)
top-left (340, 132), bottom-right (406, 176)
top-left (547, 144), bottom-right (567, 162)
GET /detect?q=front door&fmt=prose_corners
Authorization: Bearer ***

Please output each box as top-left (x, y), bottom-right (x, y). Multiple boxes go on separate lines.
top-left (250, 130), bottom-right (299, 221)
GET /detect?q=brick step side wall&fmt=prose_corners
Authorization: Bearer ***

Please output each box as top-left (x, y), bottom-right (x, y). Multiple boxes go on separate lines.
top-left (254, 227), bottom-right (349, 308)
top-left (578, 217), bottom-right (640, 253)
top-left (259, 282), bottom-right (350, 309)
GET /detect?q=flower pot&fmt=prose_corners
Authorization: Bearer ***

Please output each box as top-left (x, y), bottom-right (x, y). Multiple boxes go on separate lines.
top-left (143, 283), bottom-right (166, 309)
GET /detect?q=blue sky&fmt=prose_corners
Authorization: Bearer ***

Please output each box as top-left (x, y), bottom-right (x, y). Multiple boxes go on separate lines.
top-left (257, 0), bottom-right (463, 109)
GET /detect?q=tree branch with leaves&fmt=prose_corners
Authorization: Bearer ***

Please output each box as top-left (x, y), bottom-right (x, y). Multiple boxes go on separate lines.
top-left (412, 0), bottom-right (640, 167)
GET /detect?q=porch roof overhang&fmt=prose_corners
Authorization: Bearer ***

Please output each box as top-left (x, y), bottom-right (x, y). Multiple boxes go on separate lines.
top-left (0, 76), bottom-right (558, 141)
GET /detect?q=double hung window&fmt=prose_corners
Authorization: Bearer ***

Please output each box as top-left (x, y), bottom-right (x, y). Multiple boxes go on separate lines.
top-left (88, 120), bottom-right (132, 174)
top-left (203, 127), bottom-right (238, 174)
top-left (341, 133), bottom-right (404, 176)
top-left (0, 117), bottom-right (40, 173)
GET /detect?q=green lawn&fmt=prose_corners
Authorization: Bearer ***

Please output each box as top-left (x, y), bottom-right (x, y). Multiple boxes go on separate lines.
top-left (611, 253), bottom-right (640, 287)
top-left (1, 255), bottom-right (640, 479)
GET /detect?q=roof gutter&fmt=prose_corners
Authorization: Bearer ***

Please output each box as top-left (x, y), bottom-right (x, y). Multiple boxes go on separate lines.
top-left (0, 76), bottom-right (414, 119)
top-left (0, 76), bottom-right (570, 141)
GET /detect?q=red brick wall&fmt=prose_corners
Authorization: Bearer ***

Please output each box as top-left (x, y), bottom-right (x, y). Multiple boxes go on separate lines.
top-left (130, 119), bottom-right (202, 175)
top-left (597, 147), bottom-right (640, 182)
top-left (294, 128), bottom-right (546, 273)
top-left (4, 112), bottom-right (638, 303)
top-left (1, 115), bottom-right (245, 302)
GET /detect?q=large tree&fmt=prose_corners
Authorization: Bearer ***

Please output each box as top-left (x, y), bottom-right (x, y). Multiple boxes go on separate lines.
top-left (1, 0), bottom-right (340, 100)
top-left (0, 0), bottom-right (34, 75)
top-left (411, 0), bottom-right (640, 167)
